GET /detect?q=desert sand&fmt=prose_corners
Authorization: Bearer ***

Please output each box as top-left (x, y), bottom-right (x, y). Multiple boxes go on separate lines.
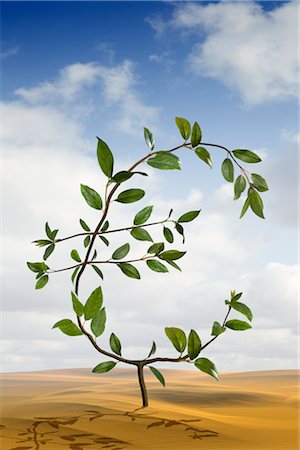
top-left (0, 368), bottom-right (298, 450)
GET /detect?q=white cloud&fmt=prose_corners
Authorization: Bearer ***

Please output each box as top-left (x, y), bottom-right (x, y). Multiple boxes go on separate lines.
top-left (149, 2), bottom-right (298, 104)
top-left (0, 46), bottom-right (19, 59)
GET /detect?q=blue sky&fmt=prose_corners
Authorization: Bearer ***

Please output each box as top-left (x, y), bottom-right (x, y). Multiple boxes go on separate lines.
top-left (2, 1), bottom-right (298, 374)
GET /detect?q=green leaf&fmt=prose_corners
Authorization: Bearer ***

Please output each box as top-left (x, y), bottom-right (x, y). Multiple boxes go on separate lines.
top-left (71, 249), bottom-right (81, 262)
top-left (159, 250), bottom-right (186, 261)
top-left (164, 259), bottom-right (182, 271)
top-left (149, 366), bottom-right (165, 387)
top-left (92, 361), bottom-right (117, 373)
top-left (233, 149), bottom-right (261, 164)
top-left (221, 158), bottom-right (234, 182)
top-left (35, 275), bottom-right (49, 289)
top-left (100, 235), bottom-right (109, 246)
top-left (175, 223), bottom-right (185, 244)
top-left (191, 122), bottom-right (202, 147)
top-left (131, 227), bottom-right (153, 242)
top-left (144, 127), bottom-right (155, 150)
top-left (112, 243), bottom-right (130, 260)
top-left (251, 173), bottom-right (269, 192)
top-left (53, 319), bottom-right (83, 336)
top-left (234, 175), bottom-right (246, 200)
top-left (101, 221), bottom-right (109, 232)
top-left (134, 205), bottom-right (153, 225)
top-left (165, 327), bottom-right (187, 353)
top-left (33, 239), bottom-right (52, 247)
top-left (230, 302), bottom-right (253, 321)
top-left (148, 242), bottom-right (164, 255)
top-left (116, 189), bottom-right (145, 204)
top-left (249, 190), bottom-right (265, 219)
top-left (27, 262), bottom-right (48, 273)
top-left (147, 341), bottom-right (156, 358)
top-left (194, 357), bottom-right (219, 380)
top-left (163, 227), bottom-right (174, 243)
top-left (178, 210), bottom-right (201, 223)
top-left (112, 171), bottom-right (148, 183)
top-left (71, 292), bottom-right (84, 317)
top-left (231, 292), bottom-right (242, 303)
top-left (92, 249), bottom-right (97, 260)
top-left (80, 184), bottom-right (103, 210)
top-left (79, 219), bottom-right (90, 231)
top-left (225, 319), bottom-right (252, 331)
top-left (84, 287), bottom-right (103, 320)
top-left (147, 152), bottom-right (181, 170)
top-left (91, 307), bottom-right (106, 337)
top-left (43, 244), bottom-right (55, 261)
top-left (45, 222), bottom-right (52, 239)
top-left (84, 236), bottom-right (90, 248)
top-left (118, 263), bottom-right (141, 279)
top-left (146, 259), bottom-right (168, 273)
top-left (92, 264), bottom-right (104, 280)
top-left (71, 266), bottom-right (80, 284)
top-left (240, 196), bottom-right (250, 219)
top-left (187, 329), bottom-right (201, 360)
top-left (97, 137), bottom-right (114, 178)
top-left (195, 147), bottom-right (212, 168)
top-left (110, 333), bottom-right (122, 356)
top-left (50, 229), bottom-right (59, 240)
top-left (211, 321), bottom-right (226, 336)
top-left (175, 117), bottom-right (191, 140)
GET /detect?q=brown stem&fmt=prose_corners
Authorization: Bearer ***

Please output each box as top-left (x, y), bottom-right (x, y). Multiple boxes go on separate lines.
top-left (137, 364), bottom-right (148, 407)
top-left (200, 306), bottom-right (232, 352)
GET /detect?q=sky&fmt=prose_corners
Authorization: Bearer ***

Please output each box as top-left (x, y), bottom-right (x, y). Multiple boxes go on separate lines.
top-left (1, 1), bottom-right (298, 375)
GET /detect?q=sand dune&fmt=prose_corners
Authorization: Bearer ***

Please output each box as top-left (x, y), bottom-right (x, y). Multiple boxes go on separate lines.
top-left (0, 369), bottom-right (298, 449)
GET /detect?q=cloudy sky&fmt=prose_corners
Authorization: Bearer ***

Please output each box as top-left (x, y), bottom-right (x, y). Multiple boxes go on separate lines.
top-left (2, 1), bottom-right (298, 375)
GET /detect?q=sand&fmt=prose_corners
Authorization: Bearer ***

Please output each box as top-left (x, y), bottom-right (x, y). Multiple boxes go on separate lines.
top-left (0, 368), bottom-right (298, 450)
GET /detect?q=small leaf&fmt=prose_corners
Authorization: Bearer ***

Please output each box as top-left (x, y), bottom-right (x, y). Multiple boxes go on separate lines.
top-left (116, 189), bottom-right (145, 204)
top-left (71, 249), bottom-right (81, 262)
top-left (146, 259), bottom-right (168, 273)
top-left (233, 149), bottom-right (261, 163)
top-left (147, 341), bottom-right (156, 358)
top-left (221, 158), bottom-right (234, 182)
top-left (147, 152), bottom-right (181, 170)
top-left (175, 223), bottom-right (185, 244)
top-left (175, 117), bottom-right (191, 140)
top-left (71, 266), bottom-right (80, 284)
top-left (251, 173), bottom-right (269, 192)
top-left (131, 227), bottom-right (153, 242)
top-left (33, 239), bottom-right (52, 247)
top-left (240, 196), bottom-right (250, 219)
top-left (100, 235), bottom-right (109, 246)
top-left (27, 261), bottom-right (48, 273)
top-left (191, 122), bottom-right (202, 147)
top-left (230, 302), bottom-right (253, 321)
top-left (84, 287), bottom-right (103, 320)
top-left (79, 219), bottom-right (90, 231)
top-left (35, 275), bottom-right (49, 289)
top-left (53, 319), bottom-right (83, 336)
top-left (101, 220), bottom-right (109, 232)
top-left (50, 229), bottom-right (58, 240)
top-left (148, 242), bottom-right (164, 254)
top-left (234, 175), bottom-right (246, 200)
top-left (80, 184), bottom-right (103, 210)
top-left (164, 259), bottom-right (181, 271)
top-left (112, 243), bottom-right (130, 260)
top-left (188, 330), bottom-right (201, 359)
top-left (211, 321), bottom-right (226, 336)
top-left (97, 137), bottom-right (114, 178)
top-left (91, 307), bottom-right (106, 337)
top-left (71, 292), bottom-right (84, 317)
top-left (112, 171), bottom-right (148, 183)
top-left (225, 319), bottom-right (252, 330)
top-left (159, 250), bottom-right (186, 261)
top-left (144, 127), bottom-right (155, 150)
top-left (92, 249), bottom-right (97, 260)
top-left (43, 244), bottom-right (55, 261)
top-left (118, 263), bottom-right (141, 279)
top-left (163, 227), bottom-right (174, 243)
top-left (134, 205), bottom-right (153, 225)
top-left (149, 366), bottom-right (165, 387)
top-left (232, 292), bottom-right (242, 302)
top-left (92, 361), bottom-right (117, 373)
top-left (194, 357), bottom-right (218, 380)
top-left (195, 147), bottom-right (212, 168)
top-left (84, 236), bottom-right (90, 248)
top-left (92, 264), bottom-right (104, 280)
top-left (249, 190), bottom-right (265, 219)
top-left (45, 222), bottom-right (52, 239)
top-left (110, 333), bottom-right (122, 356)
top-left (178, 210), bottom-right (201, 223)
top-left (165, 327), bottom-right (187, 353)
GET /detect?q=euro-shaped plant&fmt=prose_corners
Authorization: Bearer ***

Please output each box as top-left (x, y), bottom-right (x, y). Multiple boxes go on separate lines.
top-left (28, 117), bottom-right (268, 407)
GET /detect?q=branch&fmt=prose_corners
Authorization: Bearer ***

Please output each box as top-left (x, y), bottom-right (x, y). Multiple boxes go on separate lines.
top-left (200, 305), bottom-right (232, 352)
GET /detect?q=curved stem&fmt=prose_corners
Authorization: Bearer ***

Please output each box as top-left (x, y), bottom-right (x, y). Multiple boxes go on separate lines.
top-left (200, 306), bottom-right (232, 352)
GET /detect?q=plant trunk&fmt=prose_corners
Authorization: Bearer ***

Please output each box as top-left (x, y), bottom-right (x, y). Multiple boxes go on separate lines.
top-left (137, 364), bottom-right (148, 407)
